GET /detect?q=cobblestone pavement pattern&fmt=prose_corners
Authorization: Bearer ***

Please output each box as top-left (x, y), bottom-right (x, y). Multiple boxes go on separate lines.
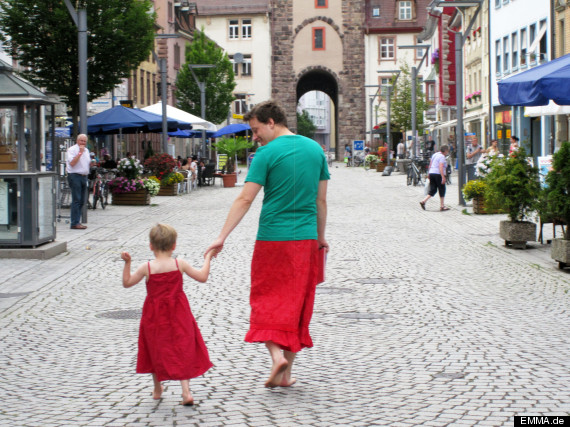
top-left (0, 164), bottom-right (569, 426)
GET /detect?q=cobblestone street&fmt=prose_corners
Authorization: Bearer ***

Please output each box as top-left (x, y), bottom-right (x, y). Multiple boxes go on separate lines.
top-left (0, 164), bottom-right (569, 426)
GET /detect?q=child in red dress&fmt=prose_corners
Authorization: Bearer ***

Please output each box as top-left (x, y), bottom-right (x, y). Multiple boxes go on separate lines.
top-left (121, 223), bottom-right (217, 406)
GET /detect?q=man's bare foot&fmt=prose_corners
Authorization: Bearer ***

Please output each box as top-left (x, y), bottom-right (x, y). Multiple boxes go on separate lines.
top-left (264, 358), bottom-right (288, 388)
top-left (279, 376), bottom-right (297, 387)
top-left (180, 392), bottom-right (194, 406)
top-left (152, 385), bottom-right (164, 400)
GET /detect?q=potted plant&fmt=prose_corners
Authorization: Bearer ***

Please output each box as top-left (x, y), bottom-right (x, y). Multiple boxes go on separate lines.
top-left (144, 153), bottom-right (179, 195)
top-left (542, 141), bottom-right (570, 268)
top-left (376, 146), bottom-right (387, 172)
top-left (212, 136), bottom-right (253, 187)
top-left (484, 148), bottom-right (541, 249)
top-left (462, 180), bottom-right (489, 214)
top-left (108, 157), bottom-right (159, 205)
top-left (365, 154), bottom-right (378, 170)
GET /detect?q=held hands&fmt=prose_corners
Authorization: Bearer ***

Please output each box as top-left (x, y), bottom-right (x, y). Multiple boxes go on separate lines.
top-left (121, 251), bottom-right (131, 262)
top-left (204, 238), bottom-right (224, 258)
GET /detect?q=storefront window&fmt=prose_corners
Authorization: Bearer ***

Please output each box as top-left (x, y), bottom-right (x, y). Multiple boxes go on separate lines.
top-left (38, 176), bottom-right (54, 240)
top-left (0, 178), bottom-right (18, 241)
top-left (0, 107), bottom-right (19, 171)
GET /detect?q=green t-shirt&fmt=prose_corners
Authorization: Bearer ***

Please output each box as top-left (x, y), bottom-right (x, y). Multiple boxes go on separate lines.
top-left (245, 134), bottom-right (330, 241)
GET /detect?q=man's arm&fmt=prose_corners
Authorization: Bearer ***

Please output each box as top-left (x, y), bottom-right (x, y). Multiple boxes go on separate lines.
top-left (316, 180), bottom-right (328, 252)
top-left (204, 181), bottom-right (262, 256)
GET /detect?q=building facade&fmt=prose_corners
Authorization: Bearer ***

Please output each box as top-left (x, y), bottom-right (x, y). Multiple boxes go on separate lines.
top-left (194, 0), bottom-right (272, 125)
top-left (490, 0), bottom-right (551, 157)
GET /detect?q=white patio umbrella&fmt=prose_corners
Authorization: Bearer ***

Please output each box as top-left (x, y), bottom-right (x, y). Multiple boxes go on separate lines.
top-left (141, 102), bottom-right (217, 131)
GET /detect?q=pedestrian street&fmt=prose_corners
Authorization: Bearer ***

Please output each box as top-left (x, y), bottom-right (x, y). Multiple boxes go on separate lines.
top-left (0, 164), bottom-right (568, 426)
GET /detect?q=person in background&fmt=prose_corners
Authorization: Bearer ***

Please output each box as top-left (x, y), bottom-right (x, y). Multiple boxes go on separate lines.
top-left (465, 137), bottom-right (483, 181)
top-left (66, 134), bottom-right (91, 230)
top-left (509, 136), bottom-right (519, 155)
top-left (420, 145), bottom-right (450, 212)
top-left (102, 154), bottom-right (117, 170)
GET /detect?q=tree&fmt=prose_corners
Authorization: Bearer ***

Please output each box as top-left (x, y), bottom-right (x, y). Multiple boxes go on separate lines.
top-left (0, 0), bottom-right (156, 127)
top-left (175, 29), bottom-right (236, 125)
top-left (389, 63), bottom-right (429, 139)
top-left (297, 110), bottom-right (317, 139)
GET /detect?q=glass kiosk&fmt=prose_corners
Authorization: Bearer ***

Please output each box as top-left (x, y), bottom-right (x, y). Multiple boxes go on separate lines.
top-left (0, 60), bottom-right (58, 249)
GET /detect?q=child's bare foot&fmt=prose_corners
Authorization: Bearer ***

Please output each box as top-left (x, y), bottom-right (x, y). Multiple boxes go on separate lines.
top-left (279, 376), bottom-right (297, 387)
top-left (264, 358), bottom-right (288, 388)
top-left (180, 392), bottom-right (194, 406)
top-left (152, 385), bottom-right (164, 400)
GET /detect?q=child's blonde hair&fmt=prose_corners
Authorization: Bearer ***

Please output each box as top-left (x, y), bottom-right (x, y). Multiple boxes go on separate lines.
top-left (149, 223), bottom-right (177, 252)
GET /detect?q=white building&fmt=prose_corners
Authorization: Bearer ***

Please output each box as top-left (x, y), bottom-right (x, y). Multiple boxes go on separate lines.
top-left (194, 0), bottom-right (272, 123)
top-left (298, 90), bottom-right (332, 149)
top-left (490, 0), bottom-right (552, 157)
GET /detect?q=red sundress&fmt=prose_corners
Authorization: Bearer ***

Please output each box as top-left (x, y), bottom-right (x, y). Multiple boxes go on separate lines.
top-left (136, 260), bottom-right (213, 382)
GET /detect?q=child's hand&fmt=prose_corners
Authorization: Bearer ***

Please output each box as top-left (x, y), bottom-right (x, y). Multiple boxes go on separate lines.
top-left (205, 248), bottom-right (219, 259)
top-left (121, 251), bottom-right (131, 262)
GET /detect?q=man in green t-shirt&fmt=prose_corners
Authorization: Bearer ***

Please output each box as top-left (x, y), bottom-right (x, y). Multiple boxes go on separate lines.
top-left (205, 100), bottom-right (330, 388)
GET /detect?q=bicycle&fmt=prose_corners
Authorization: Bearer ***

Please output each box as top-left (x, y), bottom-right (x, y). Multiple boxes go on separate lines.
top-left (445, 155), bottom-right (453, 185)
top-left (407, 157), bottom-right (428, 186)
top-left (91, 167), bottom-right (111, 210)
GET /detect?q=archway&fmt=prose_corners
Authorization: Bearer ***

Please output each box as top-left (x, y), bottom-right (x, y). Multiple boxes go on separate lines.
top-left (296, 68), bottom-right (339, 157)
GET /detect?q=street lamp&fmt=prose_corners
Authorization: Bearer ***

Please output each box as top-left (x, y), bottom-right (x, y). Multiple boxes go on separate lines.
top-left (430, 0), bottom-right (482, 206)
top-left (398, 44), bottom-right (431, 159)
top-left (188, 64), bottom-right (215, 160)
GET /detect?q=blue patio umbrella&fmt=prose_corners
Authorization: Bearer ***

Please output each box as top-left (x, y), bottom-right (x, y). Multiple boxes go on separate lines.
top-left (498, 53), bottom-right (570, 106)
top-left (212, 123), bottom-right (251, 137)
top-left (78, 105), bottom-right (191, 134)
top-left (169, 129), bottom-right (216, 138)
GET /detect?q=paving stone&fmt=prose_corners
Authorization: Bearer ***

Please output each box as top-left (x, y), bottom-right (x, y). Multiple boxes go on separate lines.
top-left (0, 165), bottom-right (568, 426)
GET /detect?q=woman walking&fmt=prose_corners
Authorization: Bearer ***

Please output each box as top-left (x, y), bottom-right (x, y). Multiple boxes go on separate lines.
top-left (420, 145), bottom-right (450, 211)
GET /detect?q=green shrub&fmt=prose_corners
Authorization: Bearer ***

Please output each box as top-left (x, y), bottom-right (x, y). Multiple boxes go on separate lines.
top-left (484, 147), bottom-right (541, 222)
top-left (543, 142), bottom-right (570, 239)
top-left (462, 179), bottom-right (487, 201)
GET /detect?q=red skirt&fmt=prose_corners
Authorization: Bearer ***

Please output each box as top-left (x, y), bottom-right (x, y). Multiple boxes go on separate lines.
top-left (244, 240), bottom-right (319, 353)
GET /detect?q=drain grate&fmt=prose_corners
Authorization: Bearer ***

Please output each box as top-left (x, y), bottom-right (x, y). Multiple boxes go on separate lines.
top-left (433, 372), bottom-right (466, 380)
top-left (0, 292), bottom-right (32, 299)
top-left (96, 309), bottom-right (142, 320)
top-left (316, 287), bottom-right (354, 295)
top-left (87, 238), bottom-right (118, 242)
top-left (338, 313), bottom-right (388, 320)
top-left (354, 278), bottom-right (397, 284)
top-left (341, 259), bottom-right (359, 262)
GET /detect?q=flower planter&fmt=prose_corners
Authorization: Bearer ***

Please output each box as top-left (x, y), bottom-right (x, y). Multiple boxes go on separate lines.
top-left (551, 238), bottom-right (570, 270)
top-left (499, 220), bottom-right (536, 249)
top-left (376, 162), bottom-right (387, 172)
top-left (472, 196), bottom-right (503, 215)
top-left (221, 173), bottom-right (237, 188)
top-left (112, 189), bottom-right (150, 206)
top-left (157, 183), bottom-right (178, 196)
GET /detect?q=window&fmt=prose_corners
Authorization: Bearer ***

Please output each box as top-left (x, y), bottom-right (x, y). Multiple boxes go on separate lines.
top-left (229, 20), bottom-right (239, 39)
top-left (495, 39), bottom-right (501, 75)
top-left (379, 76), bottom-right (392, 86)
top-left (168, 1), bottom-right (173, 23)
top-left (511, 32), bottom-right (518, 70)
top-left (503, 36), bottom-right (510, 73)
top-left (313, 27), bottom-right (325, 50)
top-left (174, 44), bottom-right (180, 70)
top-left (427, 83), bottom-right (435, 102)
top-left (415, 37), bottom-right (425, 60)
top-left (529, 23), bottom-right (536, 63)
top-left (241, 54), bottom-right (252, 76)
top-left (560, 20), bottom-right (566, 56)
top-left (399, 1), bottom-right (412, 20)
top-left (495, 0), bottom-right (501, 7)
top-left (521, 28), bottom-right (527, 66)
top-left (372, 7), bottom-right (380, 17)
top-left (315, 0), bottom-right (327, 7)
top-left (234, 94), bottom-right (247, 115)
top-left (380, 37), bottom-right (395, 60)
top-left (242, 19), bottom-right (252, 39)
top-left (538, 20), bottom-right (547, 62)
top-left (229, 55), bottom-right (239, 75)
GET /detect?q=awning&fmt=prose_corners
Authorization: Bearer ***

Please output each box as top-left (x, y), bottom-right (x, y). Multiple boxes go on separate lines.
top-left (524, 100), bottom-right (570, 116)
top-left (498, 53), bottom-right (570, 106)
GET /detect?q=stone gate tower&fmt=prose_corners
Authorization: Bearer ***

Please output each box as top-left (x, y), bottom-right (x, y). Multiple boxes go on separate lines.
top-left (270, 0), bottom-right (366, 156)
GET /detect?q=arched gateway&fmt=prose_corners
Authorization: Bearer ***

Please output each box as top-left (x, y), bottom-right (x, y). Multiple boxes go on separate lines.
top-left (270, 0), bottom-right (366, 158)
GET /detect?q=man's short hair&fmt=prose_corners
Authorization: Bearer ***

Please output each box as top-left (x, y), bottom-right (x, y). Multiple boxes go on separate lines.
top-left (243, 100), bottom-right (288, 127)
top-left (149, 223), bottom-right (177, 252)
top-left (511, 136), bottom-right (519, 142)
top-left (440, 145), bottom-right (449, 153)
